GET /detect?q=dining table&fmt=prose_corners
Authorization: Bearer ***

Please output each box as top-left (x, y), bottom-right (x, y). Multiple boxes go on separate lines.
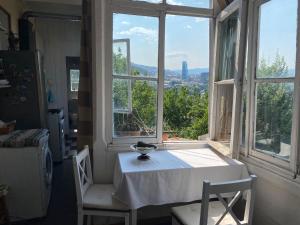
top-left (113, 148), bottom-right (249, 209)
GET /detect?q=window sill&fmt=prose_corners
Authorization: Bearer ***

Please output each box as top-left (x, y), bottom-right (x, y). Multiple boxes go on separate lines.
top-left (239, 154), bottom-right (300, 186)
top-left (106, 141), bottom-right (209, 152)
top-left (207, 139), bottom-right (232, 157)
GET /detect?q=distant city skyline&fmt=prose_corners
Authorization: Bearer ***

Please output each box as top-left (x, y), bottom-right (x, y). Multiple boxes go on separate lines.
top-left (182, 61), bottom-right (189, 80)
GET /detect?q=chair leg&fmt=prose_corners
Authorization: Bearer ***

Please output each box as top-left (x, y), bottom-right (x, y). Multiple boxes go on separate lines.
top-left (130, 210), bottom-right (137, 225)
top-left (125, 214), bottom-right (130, 225)
top-left (77, 211), bottom-right (84, 225)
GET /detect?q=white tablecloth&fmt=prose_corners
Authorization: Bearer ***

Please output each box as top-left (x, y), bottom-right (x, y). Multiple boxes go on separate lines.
top-left (113, 148), bottom-right (249, 209)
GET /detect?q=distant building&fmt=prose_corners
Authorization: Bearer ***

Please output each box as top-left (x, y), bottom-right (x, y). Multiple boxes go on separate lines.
top-left (182, 61), bottom-right (188, 80)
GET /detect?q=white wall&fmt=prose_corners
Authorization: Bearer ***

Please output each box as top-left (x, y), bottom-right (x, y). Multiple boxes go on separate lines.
top-left (35, 18), bottom-right (81, 134)
top-left (245, 162), bottom-right (300, 225)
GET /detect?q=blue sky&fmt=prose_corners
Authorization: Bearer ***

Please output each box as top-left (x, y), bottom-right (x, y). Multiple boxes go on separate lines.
top-left (113, 0), bottom-right (297, 71)
top-left (113, 14), bottom-right (209, 70)
top-left (258, 0), bottom-right (297, 70)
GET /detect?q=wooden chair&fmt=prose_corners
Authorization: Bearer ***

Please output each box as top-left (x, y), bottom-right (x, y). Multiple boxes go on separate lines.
top-left (73, 145), bottom-right (135, 225)
top-left (171, 175), bottom-right (257, 225)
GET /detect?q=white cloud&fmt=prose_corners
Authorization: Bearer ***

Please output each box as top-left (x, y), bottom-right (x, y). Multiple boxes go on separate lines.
top-left (121, 21), bottom-right (130, 25)
top-left (167, 0), bottom-right (183, 5)
top-left (118, 26), bottom-right (158, 41)
top-left (195, 17), bottom-right (207, 23)
top-left (166, 51), bottom-right (188, 59)
top-left (185, 25), bottom-right (192, 29)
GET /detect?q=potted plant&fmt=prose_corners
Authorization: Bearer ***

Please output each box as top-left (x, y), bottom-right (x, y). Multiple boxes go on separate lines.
top-left (115, 113), bottom-right (141, 136)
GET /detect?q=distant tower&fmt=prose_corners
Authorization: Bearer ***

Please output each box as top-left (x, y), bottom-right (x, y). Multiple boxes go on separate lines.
top-left (182, 61), bottom-right (188, 80)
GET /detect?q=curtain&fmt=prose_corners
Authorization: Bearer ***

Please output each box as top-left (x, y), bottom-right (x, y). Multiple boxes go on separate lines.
top-left (78, 0), bottom-right (93, 159)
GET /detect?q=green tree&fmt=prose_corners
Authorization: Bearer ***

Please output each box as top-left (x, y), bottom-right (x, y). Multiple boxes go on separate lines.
top-left (132, 80), bottom-right (156, 134)
top-left (163, 86), bottom-right (208, 140)
top-left (113, 47), bottom-right (127, 75)
top-left (256, 54), bottom-right (293, 153)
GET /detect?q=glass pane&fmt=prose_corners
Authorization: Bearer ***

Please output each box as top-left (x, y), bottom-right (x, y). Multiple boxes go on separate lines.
top-left (167, 0), bottom-right (210, 8)
top-left (256, 0), bottom-right (297, 78)
top-left (113, 80), bottom-right (157, 137)
top-left (215, 85), bottom-right (233, 142)
top-left (163, 15), bottom-right (209, 141)
top-left (113, 79), bottom-right (130, 112)
top-left (255, 83), bottom-right (294, 160)
top-left (113, 13), bottom-right (159, 78)
top-left (113, 41), bottom-right (129, 76)
top-left (218, 11), bottom-right (238, 81)
top-left (70, 69), bottom-right (80, 92)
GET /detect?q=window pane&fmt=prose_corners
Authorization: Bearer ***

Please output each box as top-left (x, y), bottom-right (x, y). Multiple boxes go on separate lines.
top-left (113, 41), bottom-right (129, 76)
top-left (215, 85), bottom-right (233, 142)
top-left (255, 83), bottom-right (294, 160)
top-left (113, 80), bottom-right (157, 137)
top-left (113, 79), bottom-right (130, 112)
top-left (256, 0), bottom-right (297, 78)
top-left (113, 13), bottom-right (159, 78)
top-left (167, 0), bottom-right (210, 8)
top-left (218, 12), bottom-right (238, 81)
top-left (164, 15), bottom-right (209, 141)
top-left (70, 69), bottom-right (80, 92)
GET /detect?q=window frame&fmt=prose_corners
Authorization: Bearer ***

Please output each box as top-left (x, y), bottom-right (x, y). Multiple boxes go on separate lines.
top-left (209, 0), bottom-right (248, 158)
top-left (243, 0), bottom-right (300, 174)
top-left (106, 0), bottom-right (214, 145)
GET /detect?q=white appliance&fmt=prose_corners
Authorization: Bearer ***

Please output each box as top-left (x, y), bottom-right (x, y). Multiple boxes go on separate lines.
top-left (48, 108), bottom-right (65, 162)
top-left (0, 135), bottom-right (53, 221)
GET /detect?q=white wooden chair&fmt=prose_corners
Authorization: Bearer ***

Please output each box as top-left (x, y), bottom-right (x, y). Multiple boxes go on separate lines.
top-left (73, 145), bottom-right (135, 225)
top-left (171, 175), bottom-right (257, 225)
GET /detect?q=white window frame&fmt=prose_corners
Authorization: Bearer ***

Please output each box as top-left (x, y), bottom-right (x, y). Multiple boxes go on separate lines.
top-left (105, 0), bottom-right (214, 145)
top-left (241, 0), bottom-right (300, 175)
top-left (209, 0), bottom-right (248, 158)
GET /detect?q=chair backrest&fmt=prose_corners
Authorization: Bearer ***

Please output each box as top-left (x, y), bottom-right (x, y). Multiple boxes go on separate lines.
top-left (200, 175), bottom-right (257, 225)
top-left (72, 145), bottom-right (93, 206)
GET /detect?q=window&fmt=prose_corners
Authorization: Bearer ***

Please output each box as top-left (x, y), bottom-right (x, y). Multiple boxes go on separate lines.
top-left (163, 15), bottom-right (209, 141)
top-left (112, 14), bottom-right (159, 138)
top-left (70, 69), bottom-right (80, 92)
top-left (108, 0), bottom-right (212, 144)
top-left (210, 0), bottom-right (247, 155)
top-left (250, 0), bottom-right (297, 162)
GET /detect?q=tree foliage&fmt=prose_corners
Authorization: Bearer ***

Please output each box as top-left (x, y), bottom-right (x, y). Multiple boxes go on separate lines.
top-left (255, 54), bottom-right (293, 154)
top-left (112, 48), bottom-right (208, 139)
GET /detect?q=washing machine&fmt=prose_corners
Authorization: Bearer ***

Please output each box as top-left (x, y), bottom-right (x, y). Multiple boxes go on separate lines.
top-left (0, 134), bottom-right (53, 221)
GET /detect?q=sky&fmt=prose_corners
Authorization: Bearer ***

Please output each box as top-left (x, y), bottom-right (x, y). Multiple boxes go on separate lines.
top-left (258, 0), bottom-right (297, 71)
top-left (113, 0), bottom-right (297, 71)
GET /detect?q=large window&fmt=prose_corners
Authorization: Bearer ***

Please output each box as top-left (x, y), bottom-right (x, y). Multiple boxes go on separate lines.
top-left (163, 15), bottom-right (209, 141)
top-left (112, 14), bottom-right (159, 138)
top-left (210, 0), bottom-right (247, 155)
top-left (251, 0), bottom-right (297, 162)
top-left (109, 0), bottom-right (212, 143)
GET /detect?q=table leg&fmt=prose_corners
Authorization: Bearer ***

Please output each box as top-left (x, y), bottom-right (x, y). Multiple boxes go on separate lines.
top-left (130, 209), bottom-right (137, 225)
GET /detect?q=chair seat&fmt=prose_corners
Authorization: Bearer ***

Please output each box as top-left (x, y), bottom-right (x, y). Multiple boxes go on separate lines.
top-left (172, 201), bottom-right (237, 225)
top-left (83, 184), bottom-right (129, 211)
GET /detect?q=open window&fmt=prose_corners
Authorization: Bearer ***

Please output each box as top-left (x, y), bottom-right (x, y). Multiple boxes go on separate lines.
top-left (112, 13), bottom-right (159, 142)
top-left (246, 0), bottom-right (299, 171)
top-left (209, 0), bottom-right (248, 157)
